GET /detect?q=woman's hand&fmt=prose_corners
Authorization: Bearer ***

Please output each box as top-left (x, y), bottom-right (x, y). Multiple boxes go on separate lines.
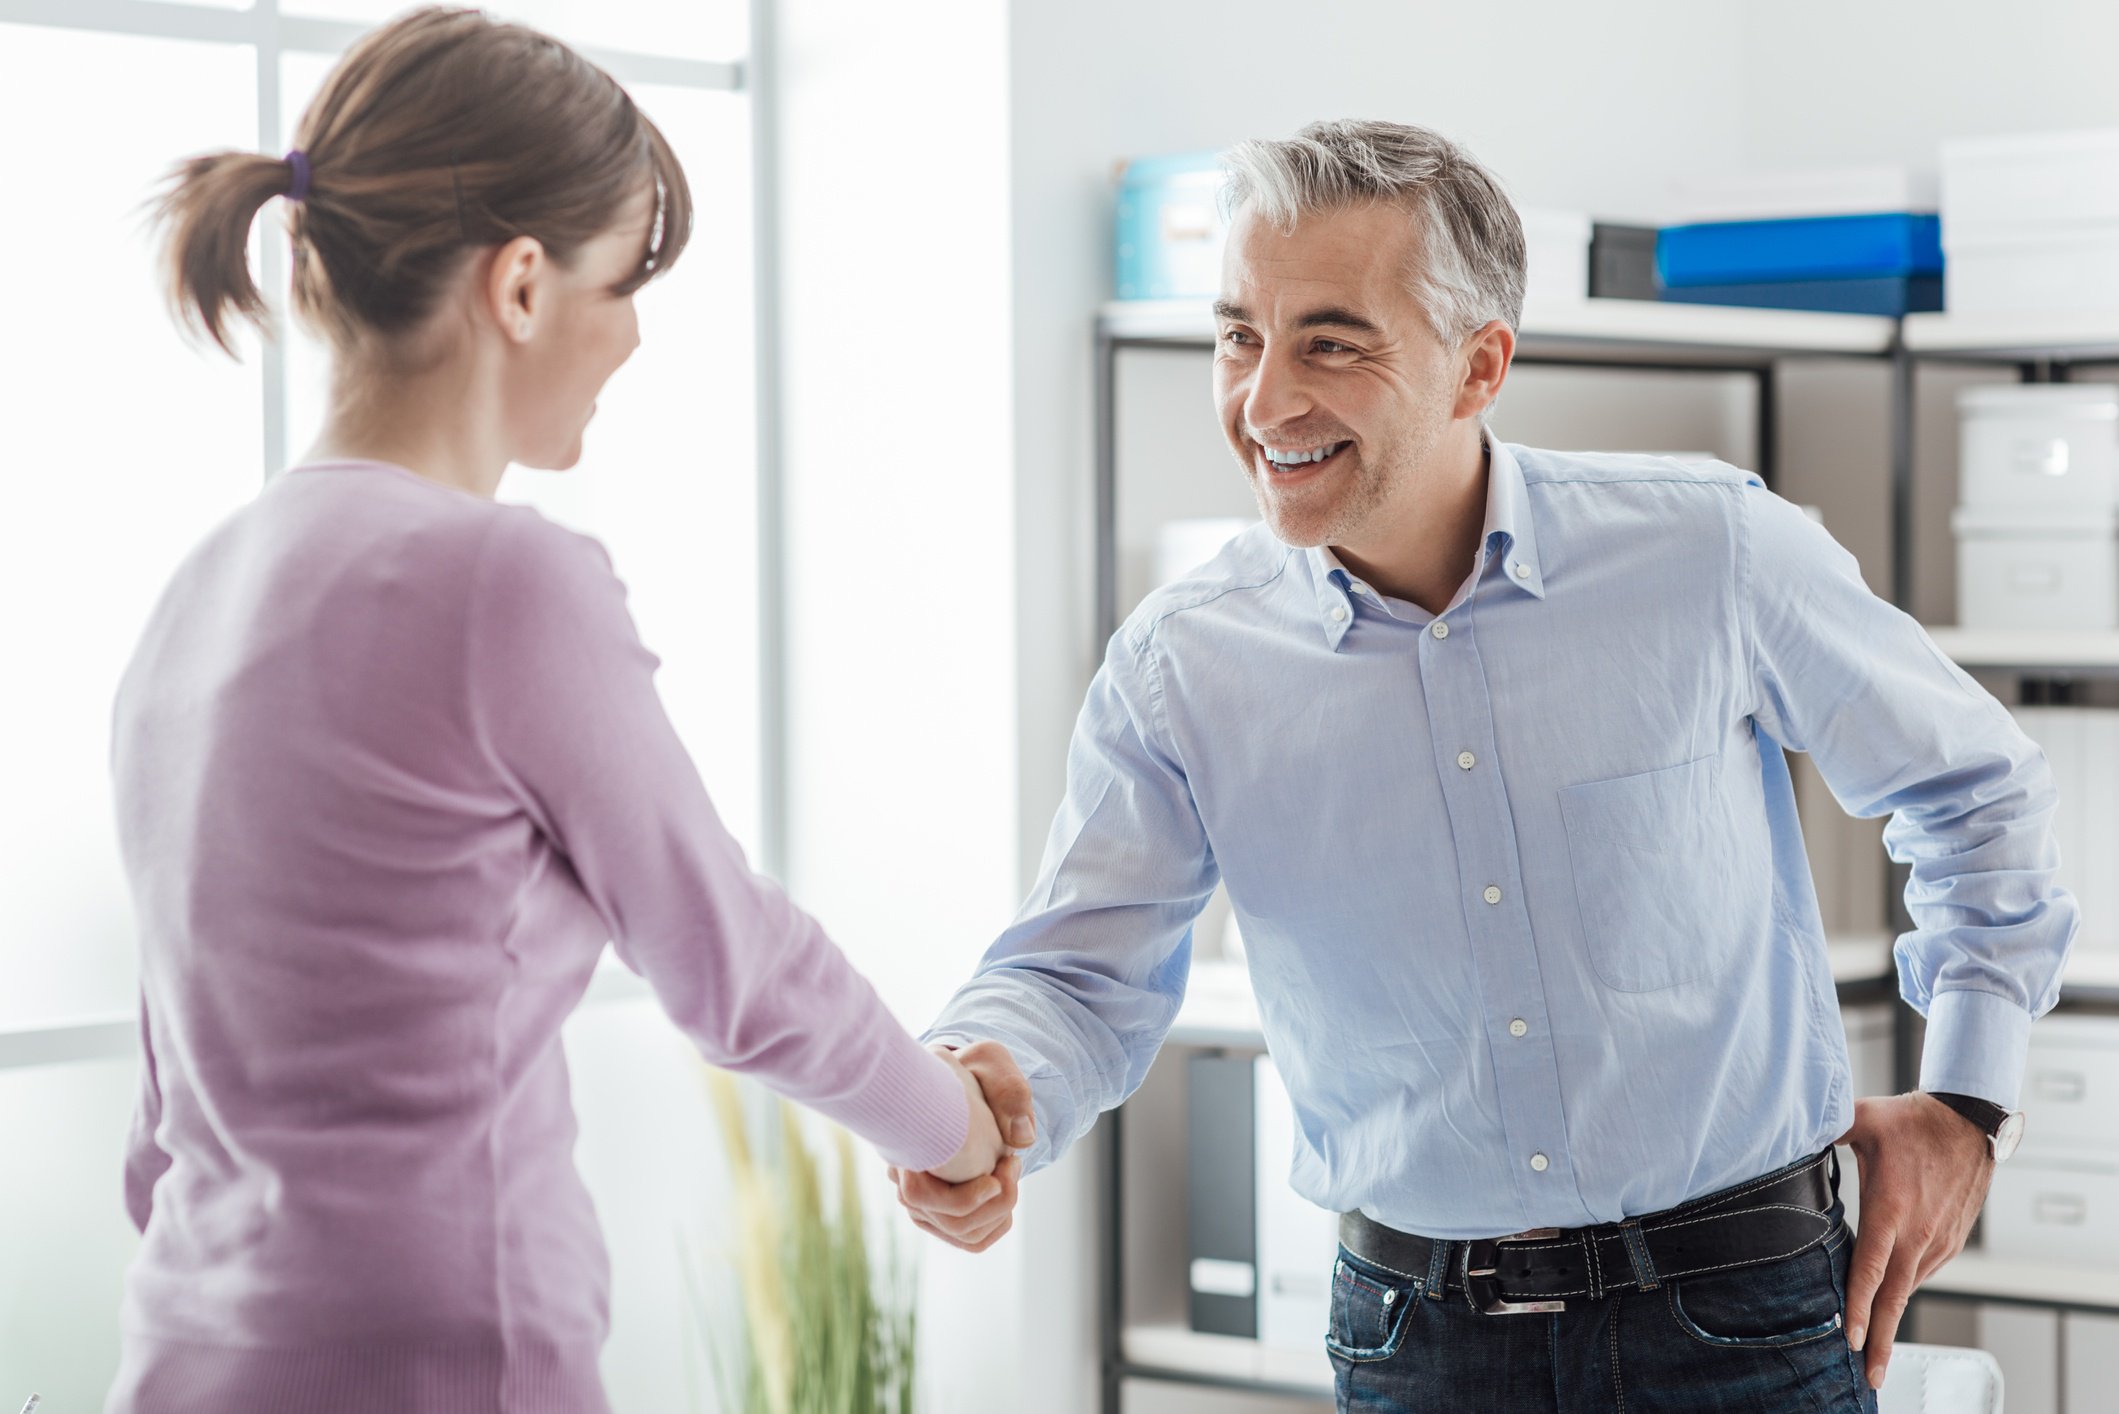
top-left (927, 1045), bottom-right (1011, 1184)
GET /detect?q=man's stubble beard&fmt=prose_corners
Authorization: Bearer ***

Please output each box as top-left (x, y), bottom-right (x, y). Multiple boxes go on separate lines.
top-left (1241, 412), bottom-right (1445, 551)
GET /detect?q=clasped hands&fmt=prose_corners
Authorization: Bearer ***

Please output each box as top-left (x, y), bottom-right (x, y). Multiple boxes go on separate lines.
top-left (887, 1041), bottom-right (1035, 1253)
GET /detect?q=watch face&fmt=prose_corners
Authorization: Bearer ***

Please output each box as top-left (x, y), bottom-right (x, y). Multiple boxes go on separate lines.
top-left (1993, 1111), bottom-right (2025, 1164)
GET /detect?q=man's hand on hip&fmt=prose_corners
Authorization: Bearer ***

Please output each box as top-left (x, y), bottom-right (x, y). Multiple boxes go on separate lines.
top-left (1836, 1092), bottom-right (1995, 1392)
top-left (888, 1041), bottom-right (1035, 1253)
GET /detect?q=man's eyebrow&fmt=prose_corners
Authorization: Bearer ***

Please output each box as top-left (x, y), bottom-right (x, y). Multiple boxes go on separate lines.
top-left (1295, 306), bottom-right (1383, 335)
top-left (1211, 300), bottom-right (1383, 336)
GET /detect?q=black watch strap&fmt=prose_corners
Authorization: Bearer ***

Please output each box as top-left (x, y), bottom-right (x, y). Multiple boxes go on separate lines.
top-left (1928, 1090), bottom-right (2008, 1137)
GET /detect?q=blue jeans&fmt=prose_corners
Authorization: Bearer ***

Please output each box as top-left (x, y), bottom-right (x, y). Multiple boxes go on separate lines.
top-left (1326, 1191), bottom-right (1878, 1412)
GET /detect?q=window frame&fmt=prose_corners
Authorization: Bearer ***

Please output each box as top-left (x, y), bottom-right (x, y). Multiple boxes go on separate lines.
top-left (0, 0), bottom-right (783, 1066)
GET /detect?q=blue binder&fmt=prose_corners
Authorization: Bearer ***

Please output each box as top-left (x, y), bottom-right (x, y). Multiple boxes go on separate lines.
top-left (1658, 274), bottom-right (1944, 316)
top-left (1657, 214), bottom-right (1942, 288)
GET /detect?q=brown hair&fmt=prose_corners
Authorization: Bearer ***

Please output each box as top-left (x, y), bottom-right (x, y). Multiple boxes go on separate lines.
top-left (154, 6), bottom-right (694, 358)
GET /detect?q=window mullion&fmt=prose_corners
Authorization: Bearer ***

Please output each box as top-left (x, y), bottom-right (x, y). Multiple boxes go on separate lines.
top-left (258, 0), bottom-right (287, 479)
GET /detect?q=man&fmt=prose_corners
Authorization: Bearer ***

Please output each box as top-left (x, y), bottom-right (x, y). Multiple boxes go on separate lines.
top-left (892, 120), bottom-right (2075, 1411)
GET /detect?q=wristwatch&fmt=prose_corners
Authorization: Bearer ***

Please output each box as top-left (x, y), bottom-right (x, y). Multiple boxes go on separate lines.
top-left (1927, 1091), bottom-right (2026, 1163)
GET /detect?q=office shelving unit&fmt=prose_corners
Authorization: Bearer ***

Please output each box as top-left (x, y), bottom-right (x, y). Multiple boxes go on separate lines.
top-left (1092, 295), bottom-right (2119, 1413)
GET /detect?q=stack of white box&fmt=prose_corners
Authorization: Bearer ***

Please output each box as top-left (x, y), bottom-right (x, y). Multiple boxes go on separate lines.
top-left (1941, 129), bottom-right (2119, 315)
top-left (2006, 707), bottom-right (2117, 952)
top-left (1973, 1012), bottom-right (2119, 1414)
top-left (1952, 384), bottom-right (2119, 631)
top-left (1517, 206), bottom-right (1593, 316)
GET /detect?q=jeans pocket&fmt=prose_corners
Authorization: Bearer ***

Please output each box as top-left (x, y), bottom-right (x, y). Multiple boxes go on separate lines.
top-left (1558, 753), bottom-right (1739, 992)
top-left (1325, 1249), bottom-right (1418, 1363)
top-left (1665, 1235), bottom-right (1848, 1349)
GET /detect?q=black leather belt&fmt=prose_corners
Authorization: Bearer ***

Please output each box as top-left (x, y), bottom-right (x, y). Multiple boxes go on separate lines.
top-left (1338, 1147), bottom-right (1840, 1315)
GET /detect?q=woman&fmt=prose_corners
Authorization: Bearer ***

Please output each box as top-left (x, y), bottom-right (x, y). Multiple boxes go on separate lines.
top-left (107, 9), bottom-right (1019, 1410)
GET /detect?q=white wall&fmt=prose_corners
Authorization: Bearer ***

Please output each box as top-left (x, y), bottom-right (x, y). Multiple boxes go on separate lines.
top-left (1736, 0), bottom-right (2119, 174)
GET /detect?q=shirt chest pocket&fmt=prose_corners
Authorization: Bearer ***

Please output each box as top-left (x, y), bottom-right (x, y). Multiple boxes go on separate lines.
top-left (1558, 753), bottom-right (1744, 992)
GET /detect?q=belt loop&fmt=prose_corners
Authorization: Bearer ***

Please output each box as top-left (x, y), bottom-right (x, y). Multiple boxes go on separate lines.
top-left (1425, 1236), bottom-right (1452, 1301)
top-left (1620, 1218), bottom-right (1659, 1293)
top-left (1827, 1144), bottom-right (1841, 1200)
top-left (1582, 1229), bottom-right (1604, 1302)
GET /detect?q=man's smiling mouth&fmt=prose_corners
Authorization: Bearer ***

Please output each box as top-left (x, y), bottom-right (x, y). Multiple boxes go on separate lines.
top-left (1257, 439), bottom-right (1352, 475)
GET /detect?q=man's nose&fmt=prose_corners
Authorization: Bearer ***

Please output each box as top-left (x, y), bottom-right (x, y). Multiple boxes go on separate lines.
top-left (1243, 345), bottom-right (1314, 436)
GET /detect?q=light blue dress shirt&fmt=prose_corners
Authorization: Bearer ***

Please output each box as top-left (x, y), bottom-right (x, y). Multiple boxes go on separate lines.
top-left (924, 440), bottom-right (2077, 1239)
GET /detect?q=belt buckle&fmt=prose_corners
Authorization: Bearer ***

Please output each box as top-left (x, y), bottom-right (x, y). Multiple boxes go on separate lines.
top-left (1463, 1228), bottom-right (1569, 1315)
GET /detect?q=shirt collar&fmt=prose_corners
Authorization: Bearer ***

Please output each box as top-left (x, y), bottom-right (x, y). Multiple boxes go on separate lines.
top-left (1305, 435), bottom-right (1546, 648)
top-left (1484, 438), bottom-right (1546, 601)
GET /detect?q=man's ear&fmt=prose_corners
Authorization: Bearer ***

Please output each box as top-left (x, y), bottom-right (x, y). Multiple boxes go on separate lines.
top-left (1454, 320), bottom-right (1515, 421)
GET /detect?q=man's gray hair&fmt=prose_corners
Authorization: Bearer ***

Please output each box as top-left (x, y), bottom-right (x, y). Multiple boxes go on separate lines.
top-left (1220, 120), bottom-right (1527, 345)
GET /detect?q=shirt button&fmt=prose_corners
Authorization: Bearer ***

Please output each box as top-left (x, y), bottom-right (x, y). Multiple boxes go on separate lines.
top-left (1330, 605), bottom-right (1348, 623)
top-left (1509, 1018), bottom-right (1528, 1037)
top-left (1350, 582), bottom-right (1369, 597)
top-left (1431, 621), bottom-right (1450, 640)
top-left (1457, 751), bottom-right (1476, 770)
top-left (1530, 1153), bottom-right (1549, 1172)
top-left (1513, 562), bottom-right (1530, 579)
top-left (1482, 885), bottom-right (1502, 905)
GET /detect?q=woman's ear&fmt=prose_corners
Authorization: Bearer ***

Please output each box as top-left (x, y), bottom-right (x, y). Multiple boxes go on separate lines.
top-left (483, 234), bottom-right (547, 343)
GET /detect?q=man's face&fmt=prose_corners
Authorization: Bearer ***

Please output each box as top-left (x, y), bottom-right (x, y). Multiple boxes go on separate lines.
top-left (1212, 201), bottom-right (1464, 549)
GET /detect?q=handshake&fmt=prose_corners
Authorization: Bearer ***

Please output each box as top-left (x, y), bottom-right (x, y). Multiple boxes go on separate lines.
top-left (886, 1041), bottom-right (1034, 1253)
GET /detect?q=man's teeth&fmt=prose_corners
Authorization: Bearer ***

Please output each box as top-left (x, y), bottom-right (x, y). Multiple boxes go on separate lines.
top-left (1263, 442), bottom-right (1345, 466)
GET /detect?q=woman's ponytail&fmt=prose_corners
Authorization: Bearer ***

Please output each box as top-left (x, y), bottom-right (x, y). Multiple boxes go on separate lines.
top-left (153, 151), bottom-right (297, 359)
top-left (152, 9), bottom-right (691, 362)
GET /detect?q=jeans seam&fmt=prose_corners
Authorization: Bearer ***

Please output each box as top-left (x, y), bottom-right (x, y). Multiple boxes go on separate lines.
top-left (1610, 1292), bottom-right (1627, 1414)
top-left (1825, 1219), bottom-right (1872, 1408)
top-left (1769, 1338), bottom-right (1834, 1414)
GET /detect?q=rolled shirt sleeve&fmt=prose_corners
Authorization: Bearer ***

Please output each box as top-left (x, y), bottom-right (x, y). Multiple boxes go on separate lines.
top-left (1743, 483), bottom-right (2078, 1109)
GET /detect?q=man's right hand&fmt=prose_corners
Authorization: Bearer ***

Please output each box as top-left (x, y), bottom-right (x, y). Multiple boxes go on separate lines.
top-left (889, 1040), bottom-right (1035, 1252)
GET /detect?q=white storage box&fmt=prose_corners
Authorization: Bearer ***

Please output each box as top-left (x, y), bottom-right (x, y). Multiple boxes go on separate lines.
top-left (1519, 206), bottom-right (1593, 312)
top-left (1976, 1306), bottom-right (2060, 1414)
top-left (1945, 226), bottom-right (2119, 316)
top-left (1670, 163), bottom-right (1937, 223)
top-left (1253, 1054), bottom-right (1337, 1352)
top-left (2066, 1313), bottom-right (2119, 1413)
top-left (1942, 128), bottom-right (2119, 233)
top-left (2017, 1014), bottom-right (2119, 1156)
top-left (1953, 507), bottom-right (2119, 631)
top-left (1959, 385), bottom-right (2119, 514)
top-left (1982, 1153), bottom-right (2119, 1266)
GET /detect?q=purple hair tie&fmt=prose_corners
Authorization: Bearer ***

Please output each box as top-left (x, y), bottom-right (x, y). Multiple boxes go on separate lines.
top-left (284, 149), bottom-right (311, 204)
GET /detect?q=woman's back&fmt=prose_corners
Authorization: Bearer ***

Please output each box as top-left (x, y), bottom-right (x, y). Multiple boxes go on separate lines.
top-left (111, 462), bottom-right (623, 1406)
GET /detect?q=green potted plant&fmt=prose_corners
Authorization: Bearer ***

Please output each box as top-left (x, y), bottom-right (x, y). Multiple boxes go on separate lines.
top-left (690, 1068), bottom-right (921, 1414)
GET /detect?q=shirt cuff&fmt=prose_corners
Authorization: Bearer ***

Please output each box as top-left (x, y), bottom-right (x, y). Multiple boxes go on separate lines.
top-left (1917, 988), bottom-right (2033, 1109)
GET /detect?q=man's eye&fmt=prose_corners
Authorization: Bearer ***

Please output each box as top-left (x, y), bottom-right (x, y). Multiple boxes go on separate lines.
top-left (1220, 328), bottom-right (1253, 346)
top-left (1314, 339), bottom-right (1354, 355)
